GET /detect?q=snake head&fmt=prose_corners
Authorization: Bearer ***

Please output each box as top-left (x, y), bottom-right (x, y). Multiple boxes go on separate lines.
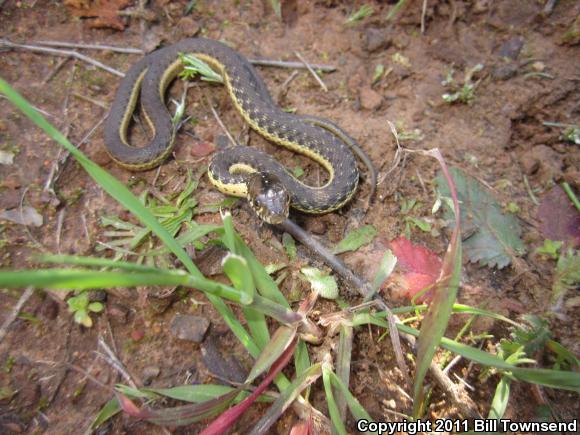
top-left (246, 173), bottom-right (290, 225)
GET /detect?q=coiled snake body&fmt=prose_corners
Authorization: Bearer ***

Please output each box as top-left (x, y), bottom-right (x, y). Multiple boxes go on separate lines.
top-left (104, 38), bottom-right (374, 223)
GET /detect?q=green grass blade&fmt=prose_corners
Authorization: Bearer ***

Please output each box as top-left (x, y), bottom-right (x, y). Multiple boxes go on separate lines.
top-left (335, 324), bottom-right (353, 426)
top-left (397, 323), bottom-right (580, 392)
top-left (322, 365), bottom-right (348, 435)
top-left (85, 396), bottom-right (121, 435)
top-left (0, 269), bottom-right (248, 303)
top-left (38, 254), bottom-right (163, 272)
top-left (327, 370), bottom-right (374, 423)
top-left (488, 377), bottom-right (510, 419)
top-left (223, 254), bottom-right (255, 303)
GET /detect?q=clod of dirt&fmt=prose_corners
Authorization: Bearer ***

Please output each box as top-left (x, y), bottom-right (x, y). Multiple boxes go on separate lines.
top-left (201, 335), bottom-right (247, 383)
top-left (363, 28), bottom-right (392, 53)
top-left (497, 36), bottom-right (524, 60)
top-left (519, 144), bottom-right (564, 182)
top-left (37, 297), bottom-right (60, 320)
top-left (359, 87), bottom-right (383, 111)
top-left (0, 206), bottom-right (43, 227)
top-left (537, 185), bottom-right (580, 247)
top-left (90, 148), bottom-right (112, 167)
top-left (142, 366), bottom-right (160, 385)
top-left (88, 289), bottom-right (107, 303)
top-left (108, 303), bottom-right (130, 324)
top-left (492, 63), bottom-right (518, 81)
top-left (304, 217), bottom-right (327, 235)
top-left (176, 16), bottom-right (200, 39)
top-left (170, 314), bottom-right (210, 343)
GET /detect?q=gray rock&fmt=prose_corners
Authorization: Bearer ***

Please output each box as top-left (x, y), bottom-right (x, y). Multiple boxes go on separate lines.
top-left (170, 314), bottom-right (210, 343)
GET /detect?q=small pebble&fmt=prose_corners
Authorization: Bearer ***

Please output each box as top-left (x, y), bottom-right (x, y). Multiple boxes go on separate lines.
top-left (170, 314), bottom-right (210, 343)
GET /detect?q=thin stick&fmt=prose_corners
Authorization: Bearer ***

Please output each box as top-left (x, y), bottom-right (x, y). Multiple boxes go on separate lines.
top-left (294, 51), bottom-right (328, 92)
top-left (205, 94), bottom-right (237, 146)
top-left (42, 57), bottom-right (69, 84)
top-left (0, 287), bottom-right (35, 344)
top-left (72, 92), bottom-right (108, 109)
top-left (56, 208), bottom-right (65, 253)
top-left (34, 40), bottom-right (144, 54)
top-left (45, 115), bottom-right (107, 192)
top-left (249, 58), bottom-right (336, 72)
top-left (523, 175), bottom-right (539, 206)
top-left (0, 39), bottom-right (124, 77)
top-left (97, 338), bottom-right (140, 388)
top-left (421, 0), bottom-right (428, 34)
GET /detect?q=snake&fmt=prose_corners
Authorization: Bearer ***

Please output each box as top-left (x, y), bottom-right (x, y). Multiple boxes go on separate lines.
top-left (104, 38), bottom-right (376, 224)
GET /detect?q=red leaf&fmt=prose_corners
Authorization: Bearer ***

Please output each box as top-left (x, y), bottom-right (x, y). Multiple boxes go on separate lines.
top-left (386, 236), bottom-right (442, 302)
top-left (537, 185), bottom-right (580, 247)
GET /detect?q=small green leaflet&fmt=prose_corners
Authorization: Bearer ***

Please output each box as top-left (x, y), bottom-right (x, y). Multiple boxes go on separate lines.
top-left (332, 225), bottom-right (377, 255)
top-left (282, 233), bottom-right (297, 260)
top-left (437, 168), bottom-right (525, 268)
top-left (301, 267), bottom-right (338, 299)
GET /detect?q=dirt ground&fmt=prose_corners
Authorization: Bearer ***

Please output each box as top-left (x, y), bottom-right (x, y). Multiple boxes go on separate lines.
top-left (0, 0), bottom-right (579, 433)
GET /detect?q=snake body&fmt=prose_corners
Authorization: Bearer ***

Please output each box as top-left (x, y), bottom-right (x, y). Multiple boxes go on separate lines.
top-left (104, 38), bottom-right (374, 215)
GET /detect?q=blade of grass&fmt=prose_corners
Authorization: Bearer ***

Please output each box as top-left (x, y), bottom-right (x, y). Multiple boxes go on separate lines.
top-left (334, 324), bottom-right (353, 431)
top-left (327, 370), bottom-right (374, 423)
top-left (0, 269), bottom-right (250, 304)
top-left (413, 149), bottom-right (462, 417)
top-left (322, 364), bottom-right (348, 435)
top-left (85, 396), bottom-right (121, 435)
top-left (488, 377), bottom-right (510, 419)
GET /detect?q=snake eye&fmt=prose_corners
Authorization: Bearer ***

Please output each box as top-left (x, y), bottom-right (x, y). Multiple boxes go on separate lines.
top-left (247, 173), bottom-right (290, 224)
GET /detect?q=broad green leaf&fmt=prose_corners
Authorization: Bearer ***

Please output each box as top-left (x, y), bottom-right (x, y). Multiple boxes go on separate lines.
top-left (332, 225), bottom-right (377, 254)
top-left (301, 267), bottom-right (338, 299)
top-left (437, 167), bottom-right (525, 268)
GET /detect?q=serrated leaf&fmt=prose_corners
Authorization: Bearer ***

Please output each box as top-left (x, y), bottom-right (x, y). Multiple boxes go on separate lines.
top-left (301, 267), bottom-right (338, 299)
top-left (437, 167), bottom-right (525, 268)
top-left (332, 225), bottom-right (377, 255)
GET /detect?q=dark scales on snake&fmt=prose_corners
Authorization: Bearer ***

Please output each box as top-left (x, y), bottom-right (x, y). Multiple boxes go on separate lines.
top-left (104, 38), bottom-right (375, 223)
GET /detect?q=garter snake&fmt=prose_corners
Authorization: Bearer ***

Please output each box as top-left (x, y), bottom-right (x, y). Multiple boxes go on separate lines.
top-left (104, 38), bottom-right (376, 223)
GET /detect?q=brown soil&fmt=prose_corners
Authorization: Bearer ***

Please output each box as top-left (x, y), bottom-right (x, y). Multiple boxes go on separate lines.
top-left (0, 0), bottom-right (579, 434)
